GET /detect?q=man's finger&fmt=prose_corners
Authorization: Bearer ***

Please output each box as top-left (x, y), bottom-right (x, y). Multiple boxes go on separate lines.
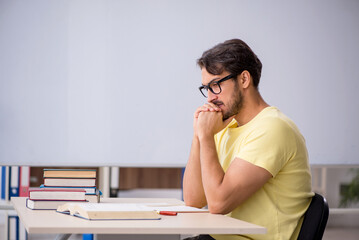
top-left (203, 103), bottom-right (221, 112)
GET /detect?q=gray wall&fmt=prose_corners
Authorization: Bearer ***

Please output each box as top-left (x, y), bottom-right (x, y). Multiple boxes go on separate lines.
top-left (1, 0), bottom-right (359, 166)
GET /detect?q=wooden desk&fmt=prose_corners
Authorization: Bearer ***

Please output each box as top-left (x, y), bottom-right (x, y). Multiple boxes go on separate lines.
top-left (11, 197), bottom-right (266, 237)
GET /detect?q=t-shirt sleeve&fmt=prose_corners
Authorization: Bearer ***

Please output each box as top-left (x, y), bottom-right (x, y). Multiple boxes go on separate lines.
top-left (236, 118), bottom-right (296, 177)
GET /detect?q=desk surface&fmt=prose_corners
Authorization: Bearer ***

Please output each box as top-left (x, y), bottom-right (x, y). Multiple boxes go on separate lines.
top-left (11, 197), bottom-right (266, 235)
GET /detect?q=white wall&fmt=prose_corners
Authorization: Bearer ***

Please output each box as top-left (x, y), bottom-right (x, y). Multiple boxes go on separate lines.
top-left (1, 0), bottom-right (359, 166)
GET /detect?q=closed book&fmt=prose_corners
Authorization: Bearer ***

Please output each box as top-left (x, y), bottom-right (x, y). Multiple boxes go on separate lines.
top-left (57, 203), bottom-right (161, 220)
top-left (9, 166), bottom-right (20, 198)
top-left (1, 166), bottom-right (7, 200)
top-left (85, 193), bottom-right (100, 203)
top-left (19, 166), bottom-right (30, 197)
top-left (29, 188), bottom-right (86, 201)
top-left (39, 184), bottom-right (96, 194)
top-left (26, 198), bottom-right (86, 210)
top-left (44, 178), bottom-right (96, 187)
top-left (8, 214), bottom-right (19, 240)
top-left (43, 169), bottom-right (96, 178)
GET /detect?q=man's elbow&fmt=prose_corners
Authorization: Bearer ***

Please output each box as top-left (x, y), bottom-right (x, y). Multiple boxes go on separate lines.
top-left (185, 200), bottom-right (205, 209)
top-left (184, 195), bottom-right (207, 208)
top-left (207, 200), bottom-right (231, 215)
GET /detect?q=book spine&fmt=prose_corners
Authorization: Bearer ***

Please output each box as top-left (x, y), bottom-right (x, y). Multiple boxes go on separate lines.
top-left (19, 167), bottom-right (30, 197)
top-left (5, 167), bottom-right (10, 202)
top-left (8, 215), bottom-right (19, 240)
top-left (1, 166), bottom-right (6, 200)
top-left (9, 166), bottom-right (20, 199)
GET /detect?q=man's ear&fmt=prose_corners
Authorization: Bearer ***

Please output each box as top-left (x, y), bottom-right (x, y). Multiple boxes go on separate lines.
top-left (241, 71), bottom-right (251, 89)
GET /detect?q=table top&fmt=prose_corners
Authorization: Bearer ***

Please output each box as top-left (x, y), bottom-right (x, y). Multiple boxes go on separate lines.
top-left (11, 197), bottom-right (266, 235)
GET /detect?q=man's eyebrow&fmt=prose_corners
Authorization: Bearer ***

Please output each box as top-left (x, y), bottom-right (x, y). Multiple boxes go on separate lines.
top-left (202, 77), bottom-right (221, 86)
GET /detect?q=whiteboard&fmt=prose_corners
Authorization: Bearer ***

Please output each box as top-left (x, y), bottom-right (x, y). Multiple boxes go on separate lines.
top-left (1, 0), bottom-right (358, 166)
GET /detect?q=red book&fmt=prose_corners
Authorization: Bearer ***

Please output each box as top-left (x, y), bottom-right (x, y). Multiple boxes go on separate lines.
top-left (29, 188), bottom-right (86, 201)
top-left (19, 167), bottom-right (30, 197)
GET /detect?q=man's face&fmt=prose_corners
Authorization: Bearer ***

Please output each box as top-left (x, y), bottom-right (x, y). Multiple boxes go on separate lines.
top-left (201, 69), bottom-right (243, 121)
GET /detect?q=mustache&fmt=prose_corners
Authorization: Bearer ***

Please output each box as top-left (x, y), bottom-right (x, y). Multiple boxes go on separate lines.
top-left (211, 100), bottom-right (224, 107)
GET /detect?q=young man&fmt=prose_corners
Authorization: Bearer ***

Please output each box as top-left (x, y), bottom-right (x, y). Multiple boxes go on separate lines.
top-left (183, 39), bottom-right (313, 240)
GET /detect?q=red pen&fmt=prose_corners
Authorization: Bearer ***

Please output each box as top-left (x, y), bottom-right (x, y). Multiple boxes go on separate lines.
top-left (157, 211), bottom-right (177, 216)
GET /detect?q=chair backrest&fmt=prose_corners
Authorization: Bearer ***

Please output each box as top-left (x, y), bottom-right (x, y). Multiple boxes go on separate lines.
top-left (297, 193), bottom-right (329, 240)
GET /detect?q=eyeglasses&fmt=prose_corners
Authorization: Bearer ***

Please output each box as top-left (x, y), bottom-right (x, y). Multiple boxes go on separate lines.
top-left (198, 74), bottom-right (236, 98)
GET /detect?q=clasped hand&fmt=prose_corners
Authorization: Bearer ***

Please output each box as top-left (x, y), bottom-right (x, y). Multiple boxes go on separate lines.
top-left (193, 103), bottom-right (235, 139)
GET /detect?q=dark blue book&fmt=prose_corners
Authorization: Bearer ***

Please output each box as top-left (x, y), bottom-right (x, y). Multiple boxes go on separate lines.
top-left (9, 166), bottom-right (20, 199)
top-left (1, 166), bottom-right (6, 200)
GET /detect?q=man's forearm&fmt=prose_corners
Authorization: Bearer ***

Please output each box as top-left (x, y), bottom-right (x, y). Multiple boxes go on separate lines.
top-left (183, 135), bottom-right (207, 208)
top-left (198, 134), bottom-right (226, 212)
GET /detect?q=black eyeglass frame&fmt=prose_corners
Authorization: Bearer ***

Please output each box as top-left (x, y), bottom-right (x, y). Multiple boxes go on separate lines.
top-left (198, 74), bottom-right (236, 98)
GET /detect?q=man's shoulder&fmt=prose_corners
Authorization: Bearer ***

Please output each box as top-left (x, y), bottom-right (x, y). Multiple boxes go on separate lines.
top-left (254, 107), bottom-right (297, 131)
top-left (246, 108), bottom-right (303, 144)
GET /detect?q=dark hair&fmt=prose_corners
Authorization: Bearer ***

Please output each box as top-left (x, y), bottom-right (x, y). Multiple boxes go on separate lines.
top-left (197, 39), bottom-right (262, 88)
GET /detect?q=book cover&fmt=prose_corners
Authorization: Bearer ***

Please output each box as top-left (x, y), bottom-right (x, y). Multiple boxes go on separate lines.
top-left (43, 178), bottom-right (96, 187)
top-left (29, 188), bottom-right (86, 201)
top-left (26, 198), bottom-right (86, 210)
top-left (43, 169), bottom-right (96, 178)
top-left (56, 203), bottom-right (161, 220)
top-left (19, 167), bottom-right (30, 197)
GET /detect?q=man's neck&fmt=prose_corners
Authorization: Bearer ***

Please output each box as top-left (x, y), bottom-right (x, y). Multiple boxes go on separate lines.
top-left (234, 91), bottom-right (269, 126)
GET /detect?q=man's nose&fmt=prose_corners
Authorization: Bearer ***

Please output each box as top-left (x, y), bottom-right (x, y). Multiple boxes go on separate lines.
top-left (207, 91), bottom-right (218, 103)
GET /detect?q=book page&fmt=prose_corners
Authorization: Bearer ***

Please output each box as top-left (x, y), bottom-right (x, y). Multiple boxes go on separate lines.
top-left (69, 203), bottom-right (154, 212)
top-left (59, 202), bottom-right (208, 213)
top-left (142, 203), bottom-right (208, 212)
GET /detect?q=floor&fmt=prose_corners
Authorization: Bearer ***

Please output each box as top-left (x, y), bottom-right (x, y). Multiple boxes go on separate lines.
top-left (323, 227), bottom-right (359, 240)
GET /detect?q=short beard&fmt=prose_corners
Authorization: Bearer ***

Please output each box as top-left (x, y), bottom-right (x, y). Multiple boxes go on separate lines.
top-left (222, 82), bottom-right (243, 121)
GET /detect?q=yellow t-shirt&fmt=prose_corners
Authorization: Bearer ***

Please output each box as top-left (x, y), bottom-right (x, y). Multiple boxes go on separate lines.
top-left (212, 107), bottom-right (313, 240)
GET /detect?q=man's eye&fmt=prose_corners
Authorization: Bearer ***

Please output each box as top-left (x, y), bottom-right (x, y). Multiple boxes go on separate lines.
top-left (210, 82), bottom-right (219, 89)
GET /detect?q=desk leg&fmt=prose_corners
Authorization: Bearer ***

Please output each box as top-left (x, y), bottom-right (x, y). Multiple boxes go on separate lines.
top-left (54, 233), bottom-right (71, 240)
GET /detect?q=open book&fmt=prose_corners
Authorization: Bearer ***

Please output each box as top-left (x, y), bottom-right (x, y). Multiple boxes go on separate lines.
top-left (57, 203), bottom-right (161, 220)
top-left (57, 202), bottom-right (208, 220)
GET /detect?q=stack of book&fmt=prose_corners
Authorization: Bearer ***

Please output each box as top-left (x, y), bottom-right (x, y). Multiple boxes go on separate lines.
top-left (26, 188), bottom-right (87, 210)
top-left (26, 169), bottom-right (101, 210)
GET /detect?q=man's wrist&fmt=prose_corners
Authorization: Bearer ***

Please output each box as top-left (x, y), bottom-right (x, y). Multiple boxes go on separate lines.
top-left (198, 132), bottom-right (214, 142)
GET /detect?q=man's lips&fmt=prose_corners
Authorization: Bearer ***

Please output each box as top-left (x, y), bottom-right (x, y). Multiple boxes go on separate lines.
top-left (212, 101), bottom-right (224, 107)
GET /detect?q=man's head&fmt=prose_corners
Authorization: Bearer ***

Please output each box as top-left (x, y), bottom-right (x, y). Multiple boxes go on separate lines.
top-left (197, 39), bottom-right (262, 89)
top-left (197, 39), bottom-right (262, 120)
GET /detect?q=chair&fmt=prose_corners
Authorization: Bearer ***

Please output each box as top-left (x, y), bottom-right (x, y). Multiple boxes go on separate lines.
top-left (297, 193), bottom-right (329, 240)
